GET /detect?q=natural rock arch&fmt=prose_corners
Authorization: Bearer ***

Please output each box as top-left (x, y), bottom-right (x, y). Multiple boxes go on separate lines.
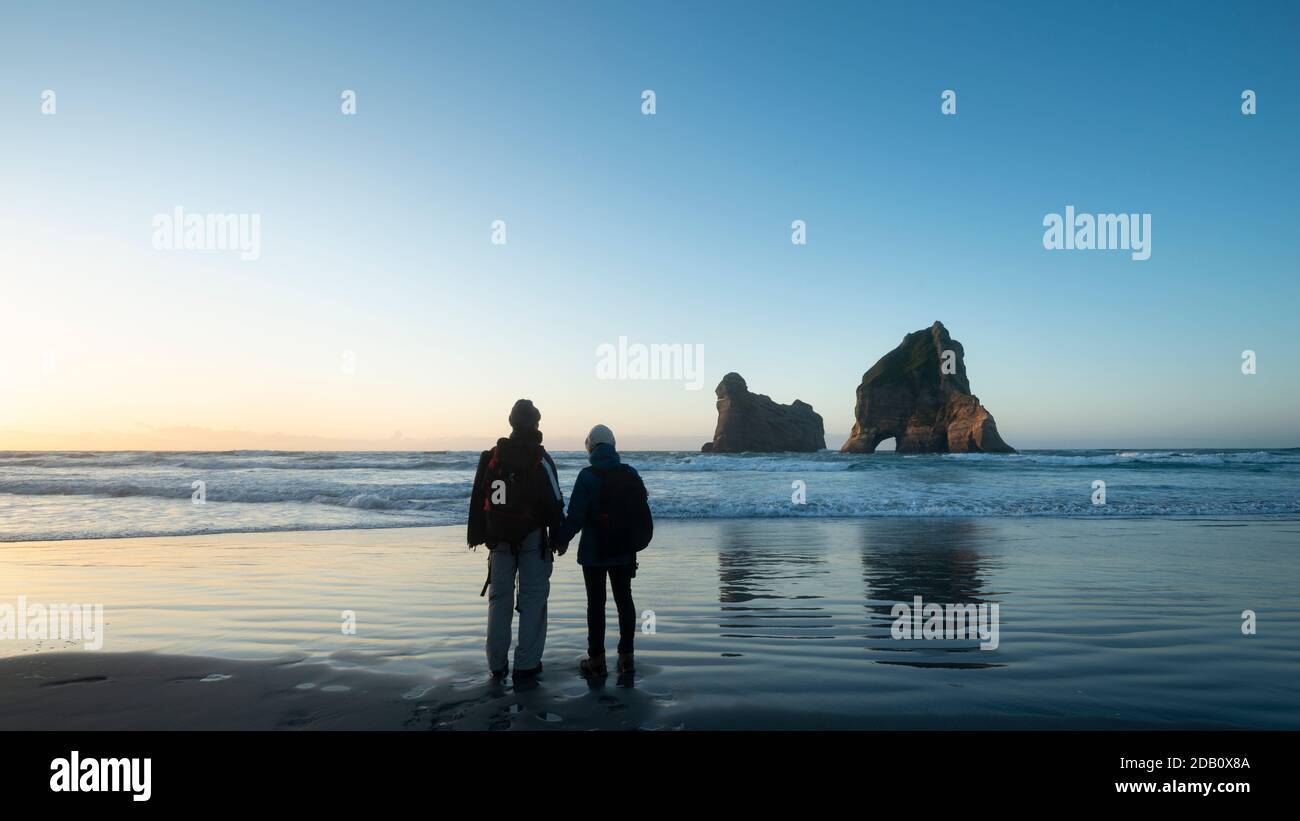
top-left (841, 322), bottom-right (1014, 455)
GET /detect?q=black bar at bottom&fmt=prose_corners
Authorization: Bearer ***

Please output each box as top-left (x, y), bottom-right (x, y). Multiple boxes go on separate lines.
top-left (3, 730), bottom-right (1286, 807)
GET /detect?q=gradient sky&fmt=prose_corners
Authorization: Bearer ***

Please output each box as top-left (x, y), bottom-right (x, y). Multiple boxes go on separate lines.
top-left (2, 0), bottom-right (1297, 450)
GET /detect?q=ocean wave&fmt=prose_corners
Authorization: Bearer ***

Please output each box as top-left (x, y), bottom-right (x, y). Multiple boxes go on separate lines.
top-left (627, 453), bottom-right (862, 472)
top-left (7, 498), bottom-right (1298, 543)
top-left (3, 448), bottom-right (1299, 540)
top-left (643, 497), bottom-right (1300, 519)
top-left (920, 450), bottom-right (1300, 468)
top-left (0, 520), bottom-right (436, 544)
top-left (625, 449), bottom-right (1300, 471)
top-left (0, 478), bottom-right (467, 511)
top-left (0, 451), bottom-right (478, 471)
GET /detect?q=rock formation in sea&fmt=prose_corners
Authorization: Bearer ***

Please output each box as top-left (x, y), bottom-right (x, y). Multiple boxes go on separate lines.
top-left (701, 372), bottom-right (826, 453)
top-left (841, 321), bottom-right (1015, 454)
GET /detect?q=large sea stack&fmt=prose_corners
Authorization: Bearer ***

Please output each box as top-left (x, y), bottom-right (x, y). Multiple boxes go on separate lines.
top-left (702, 372), bottom-right (825, 453)
top-left (841, 322), bottom-right (1015, 454)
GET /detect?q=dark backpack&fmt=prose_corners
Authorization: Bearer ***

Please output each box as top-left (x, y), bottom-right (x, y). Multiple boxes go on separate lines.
top-left (481, 445), bottom-right (545, 547)
top-left (592, 464), bottom-right (653, 558)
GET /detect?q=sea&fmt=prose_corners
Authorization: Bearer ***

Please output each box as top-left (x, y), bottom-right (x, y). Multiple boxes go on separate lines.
top-left (1, 448), bottom-right (1298, 542)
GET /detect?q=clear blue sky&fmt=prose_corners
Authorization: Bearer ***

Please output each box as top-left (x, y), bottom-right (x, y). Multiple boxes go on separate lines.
top-left (2, 1), bottom-right (1297, 450)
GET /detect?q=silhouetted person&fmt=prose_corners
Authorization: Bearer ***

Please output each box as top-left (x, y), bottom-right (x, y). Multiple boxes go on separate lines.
top-left (467, 399), bottom-right (563, 680)
top-left (553, 425), bottom-right (652, 676)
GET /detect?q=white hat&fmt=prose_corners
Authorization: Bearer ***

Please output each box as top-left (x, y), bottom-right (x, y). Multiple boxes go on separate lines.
top-left (584, 424), bottom-right (616, 453)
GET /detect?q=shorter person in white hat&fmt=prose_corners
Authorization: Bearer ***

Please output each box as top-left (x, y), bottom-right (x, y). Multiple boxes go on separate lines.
top-left (553, 424), bottom-right (653, 676)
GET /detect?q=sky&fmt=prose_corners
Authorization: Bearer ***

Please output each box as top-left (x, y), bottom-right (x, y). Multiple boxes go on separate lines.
top-left (1, 0), bottom-right (1297, 451)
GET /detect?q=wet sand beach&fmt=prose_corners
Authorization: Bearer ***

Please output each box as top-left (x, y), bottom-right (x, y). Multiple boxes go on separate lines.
top-left (1, 519), bottom-right (1297, 730)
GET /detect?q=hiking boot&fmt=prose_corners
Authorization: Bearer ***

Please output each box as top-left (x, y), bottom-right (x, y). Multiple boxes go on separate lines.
top-left (513, 662), bottom-right (543, 679)
top-left (579, 655), bottom-right (607, 676)
top-left (616, 652), bottom-right (635, 674)
top-left (490, 666), bottom-right (509, 681)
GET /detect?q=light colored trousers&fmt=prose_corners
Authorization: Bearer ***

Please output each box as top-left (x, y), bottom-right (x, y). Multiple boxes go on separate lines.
top-left (486, 529), bottom-right (552, 672)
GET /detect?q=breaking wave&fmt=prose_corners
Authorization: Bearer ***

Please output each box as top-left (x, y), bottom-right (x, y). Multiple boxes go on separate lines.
top-left (1, 448), bottom-right (1297, 541)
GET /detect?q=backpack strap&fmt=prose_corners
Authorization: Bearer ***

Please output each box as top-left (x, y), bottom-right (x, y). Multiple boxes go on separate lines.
top-left (592, 465), bottom-right (615, 529)
top-left (481, 446), bottom-right (500, 513)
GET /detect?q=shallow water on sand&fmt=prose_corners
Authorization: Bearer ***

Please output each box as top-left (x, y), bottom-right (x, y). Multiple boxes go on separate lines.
top-left (2, 518), bottom-right (1297, 729)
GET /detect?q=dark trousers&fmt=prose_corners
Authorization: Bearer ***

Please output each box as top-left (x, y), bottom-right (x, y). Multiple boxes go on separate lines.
top-left (582, 564), bottom-right (636, 656)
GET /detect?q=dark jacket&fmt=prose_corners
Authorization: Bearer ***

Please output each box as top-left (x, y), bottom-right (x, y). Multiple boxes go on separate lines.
top-left (467, 431), bottom-right (563, 550)
top-left (553, 442), bottom-right (640, 567)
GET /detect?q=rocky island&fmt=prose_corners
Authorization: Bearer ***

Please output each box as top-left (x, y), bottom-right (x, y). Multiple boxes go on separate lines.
top-left (841, 321), bottom-right (1015, 454)
top-left (701, 372), bottom-right (825, 453)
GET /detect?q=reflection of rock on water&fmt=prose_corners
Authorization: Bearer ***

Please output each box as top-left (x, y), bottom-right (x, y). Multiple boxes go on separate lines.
top-left (716, 521), bottom-right (834, 641)
top-left (860, 519), bottom-right (1005, 669)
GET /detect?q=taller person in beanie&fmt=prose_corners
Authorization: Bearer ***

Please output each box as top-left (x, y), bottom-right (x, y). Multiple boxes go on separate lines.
top-left (467, 399), bottom-right (564, 680)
